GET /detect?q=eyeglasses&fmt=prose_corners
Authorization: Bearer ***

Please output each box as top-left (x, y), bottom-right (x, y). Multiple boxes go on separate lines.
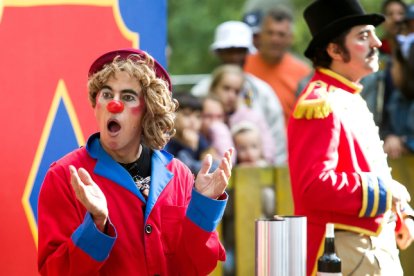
top-left (201, 113), bottom-right (225, 120)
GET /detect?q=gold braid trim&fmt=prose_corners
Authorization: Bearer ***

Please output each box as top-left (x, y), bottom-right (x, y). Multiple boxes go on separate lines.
top-left (293, 81), bottom-right (332, 120)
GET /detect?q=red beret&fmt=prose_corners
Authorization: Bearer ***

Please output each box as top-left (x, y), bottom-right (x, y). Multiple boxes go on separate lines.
top-left (88, 48), bottom-right (172, 92)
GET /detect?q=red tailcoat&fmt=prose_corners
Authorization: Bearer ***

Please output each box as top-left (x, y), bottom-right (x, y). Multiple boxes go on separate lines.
top-left (288, 68), bottom-right (393, 275)
top-left (38, 133), bottom-right (226, 275)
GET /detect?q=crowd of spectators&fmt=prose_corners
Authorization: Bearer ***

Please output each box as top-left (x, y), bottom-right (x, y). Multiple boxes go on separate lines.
top-left (360, 0), bottom-right (414, 159)
top-left (169, 0), bottom-right (414, 171)
top-left (165, 1), bottom-right (414, 274)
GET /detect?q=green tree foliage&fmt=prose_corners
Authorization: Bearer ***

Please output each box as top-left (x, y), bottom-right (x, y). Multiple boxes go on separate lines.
top-left (167, 0), bottom-right (398, 75)
top-left (168, 0), bottom-right (245, 74)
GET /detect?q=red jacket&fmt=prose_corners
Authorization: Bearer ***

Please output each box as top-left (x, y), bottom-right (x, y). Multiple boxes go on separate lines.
top-left (38, 133), bottom-right (227, 275)
top-left (288, 68), bottom-right (393, 275)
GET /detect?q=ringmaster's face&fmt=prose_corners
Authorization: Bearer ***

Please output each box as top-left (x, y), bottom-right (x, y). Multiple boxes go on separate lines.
top-left (94, 71), bottom-right (145, 160)
top-left (342, 24), bottom-right (382, 81)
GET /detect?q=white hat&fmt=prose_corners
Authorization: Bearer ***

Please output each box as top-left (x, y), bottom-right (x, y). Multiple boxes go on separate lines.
top-left (230, 121), bottom-right (259, 136)
top-left (210, 21), bottom-right (253, 51)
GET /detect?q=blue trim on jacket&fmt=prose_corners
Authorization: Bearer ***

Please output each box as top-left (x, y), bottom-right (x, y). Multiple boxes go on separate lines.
top-left (85, 133), bottom-right (175, 223)
top-left (145, 150), bottom-right (174, 223)
top-left (85, 133), bottom-right (226, 234)
top-left (363, 175), bottom-right (388, 217)
top-left (377, 177), bottom-right (388, 215)
top-left (364, 176), bottom-right (375, 217)
top-left (86, 133), bottom-right (146, 202)
top-left (187, 189), bottom-right (227, 232)
top-left (71, 212), bottom-right (116, 262)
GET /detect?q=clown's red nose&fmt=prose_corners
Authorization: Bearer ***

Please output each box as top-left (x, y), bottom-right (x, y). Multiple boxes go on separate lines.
top-left (107, 100), bottom-right (124, 113)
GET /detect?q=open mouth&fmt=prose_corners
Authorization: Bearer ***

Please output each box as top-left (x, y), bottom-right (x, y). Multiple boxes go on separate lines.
top-left (107, 119), bottom-right (121, 134)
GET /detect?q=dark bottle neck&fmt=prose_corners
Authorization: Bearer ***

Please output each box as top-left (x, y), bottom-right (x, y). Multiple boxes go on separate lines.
top-left (318, 237), bottom-right (341, 273)
top-left (324, 237), bottom-right (335, 254)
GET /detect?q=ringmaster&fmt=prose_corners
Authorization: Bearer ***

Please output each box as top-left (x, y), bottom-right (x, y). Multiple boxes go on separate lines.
top-left (288, 0), bottom-right (414, 274)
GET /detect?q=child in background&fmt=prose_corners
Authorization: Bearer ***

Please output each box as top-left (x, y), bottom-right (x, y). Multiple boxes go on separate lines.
top-left (164, 93), bottom-right (217, 173)
top-left (231, 121), bottom-right (267, 167)
top-left (209, 64), bottom-right (276, 164)
top-left (201, 95), bottom-right (236, 164)
top-left (232, 121), bottom-right (275, 219)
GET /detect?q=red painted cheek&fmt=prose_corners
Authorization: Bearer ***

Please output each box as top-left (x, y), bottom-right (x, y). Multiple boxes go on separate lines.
top-left (131, 105), bottom-right (145, 115)
top-left (131, 98), bottom-right (146, 115)
top-left (352, 44), bottom-right (366, 53)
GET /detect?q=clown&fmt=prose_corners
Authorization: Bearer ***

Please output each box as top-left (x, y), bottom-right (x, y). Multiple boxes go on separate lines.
top-left (37, 49), bottom-right (233, 275)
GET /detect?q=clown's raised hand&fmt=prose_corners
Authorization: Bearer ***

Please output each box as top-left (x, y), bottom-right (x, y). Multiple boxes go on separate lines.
top-left (195, 148), bottom-right (234, 199)
top-left (69, 165), bottom-right (108, 232)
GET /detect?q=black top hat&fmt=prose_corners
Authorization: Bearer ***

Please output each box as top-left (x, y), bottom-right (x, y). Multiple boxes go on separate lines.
top-left (304, 0), bottom-right (385, 59)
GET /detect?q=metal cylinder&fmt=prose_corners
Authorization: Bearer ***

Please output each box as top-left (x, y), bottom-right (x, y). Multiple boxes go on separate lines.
top-left (255, 217), bottom-right (288, 276)
top-left (255, 216), bottom-right (307, 276)
top-left (284, 216), bottom-right (307, 276)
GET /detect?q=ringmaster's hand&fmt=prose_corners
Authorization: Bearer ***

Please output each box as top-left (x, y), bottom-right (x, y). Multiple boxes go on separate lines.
top-left (69, 165), bottom-right (108, 232)
top-left (195, 148), bottom-right (234, 199)
top-left (396, 217), bottom-right (414, 250)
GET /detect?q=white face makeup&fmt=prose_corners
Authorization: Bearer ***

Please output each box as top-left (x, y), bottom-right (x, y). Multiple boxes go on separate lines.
top-left (94, 71), bottom-right (145, 162)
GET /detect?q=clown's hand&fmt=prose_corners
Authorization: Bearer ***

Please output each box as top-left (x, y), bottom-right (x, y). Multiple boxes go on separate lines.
top-left (195, 148), bottom-right (234, 199)
top-left (69, 165), bottom-right (108, 232)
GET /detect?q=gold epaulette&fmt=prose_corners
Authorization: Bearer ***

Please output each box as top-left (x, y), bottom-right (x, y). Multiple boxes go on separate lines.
top-left (293, 81), bottom-right (332, 120)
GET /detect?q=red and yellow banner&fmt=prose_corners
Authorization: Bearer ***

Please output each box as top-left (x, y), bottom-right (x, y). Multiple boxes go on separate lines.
top-left (0, 1), bottom-right (166, 274)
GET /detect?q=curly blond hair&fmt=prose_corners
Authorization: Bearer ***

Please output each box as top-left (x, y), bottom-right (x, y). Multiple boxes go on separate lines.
top-left (88, 54), bottom-right (178, 150)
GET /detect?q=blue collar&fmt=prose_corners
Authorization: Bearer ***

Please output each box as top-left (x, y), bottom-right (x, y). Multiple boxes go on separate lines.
top-left (86, 133), bottom-right (174, 222)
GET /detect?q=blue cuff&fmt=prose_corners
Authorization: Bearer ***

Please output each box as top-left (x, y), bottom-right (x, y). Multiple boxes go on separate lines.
top-left (376, 178), bottom-right (388, 215)
top-left (360, 175), bottom-right (390, 217)
top-left (186, 188), bottom-right (227, 232)
top-left (364, 176), bottom-right (375, 217)
top-left (71, 213), bottom-right (117, 262)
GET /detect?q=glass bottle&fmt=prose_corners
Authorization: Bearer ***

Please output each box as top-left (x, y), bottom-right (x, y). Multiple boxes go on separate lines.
top-left (317, 223), bottom-right (341, 275)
